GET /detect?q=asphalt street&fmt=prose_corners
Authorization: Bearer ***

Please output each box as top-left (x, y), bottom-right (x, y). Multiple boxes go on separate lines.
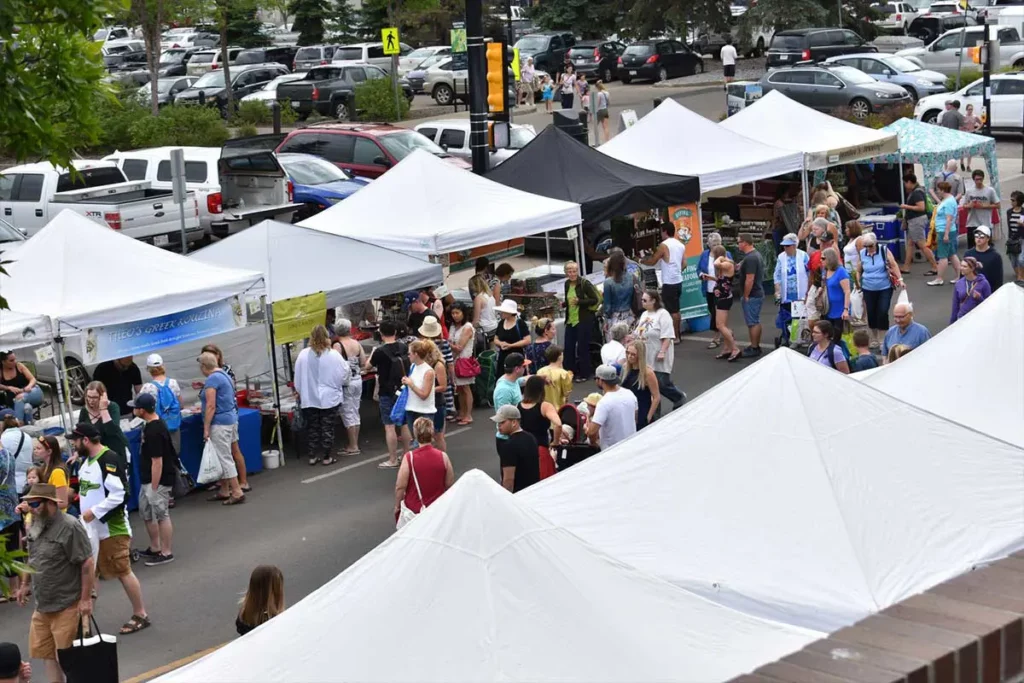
top-left (2, 83), bottom-right (1023, 681)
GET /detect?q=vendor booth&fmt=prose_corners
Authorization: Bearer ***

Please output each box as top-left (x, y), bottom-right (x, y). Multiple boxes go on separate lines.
top-left (154, 471), bottom-right (820, 683)
top-left (0, 310), bottom-right (52, 351)
top-left (521, 349), bottom-right (1024, 633)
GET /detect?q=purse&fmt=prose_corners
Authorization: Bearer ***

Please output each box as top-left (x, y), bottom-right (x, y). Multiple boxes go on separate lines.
top-left (58, 616), bottom-right (118, 683)
top-left (171, 457), bottom-right (194, 498)
top-left (396, 451), bottom-right (427, 530)
top-left (454, 357), bottom-right (481, 378)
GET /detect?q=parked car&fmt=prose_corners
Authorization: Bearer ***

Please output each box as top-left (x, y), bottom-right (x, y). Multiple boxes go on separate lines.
top-left (766, 28), bottom-right (876, 67)
top-left (398, 45), bottom-right (451, 76)
top-left (897, 24), bottom-right (1024, 73)
top-left (514, 31), bottom-right (576, 75)
top-left (567, 40), bottom-right (626, 83)
top-left (240, 73), bottom-right (306, 104)
top-left (928, 0), bottom-right (979, 15)
top-left (186, 47), bottom-right (245, 76)
top-left (759, 64), bottom-right (912, 118)
top-left (104, 142), bottom-right (301, 239)
top-left (103, 49), bottom-right (148, 72)
top-left (276, 64), bottom-right (413, 120)
top-left (978, 0), bottom-right (1021, 22)
top-left (0, 160), bottom-right (202, 246)
top-left (277, 153), bottom-right (370, 221)
top-left (157, 47), bottom-right (200, 77)
top-left (294, 45), bottom-right (340, 72)
top-left (823, 53), bottom-right (946, 99)
top-left (414, 119), bottom-right (536, 168)
top-left (94, 26), bottom-right (132, 42)
top-left (906, 12), bottom-right (975, 43)
top-left (405, 53), bottom-right (452, 92)
top-left (617, 39), bottom-right (704, 83)
top-left (421, 57), bottom-right (519, 106)
top-left (870, 2), bottom-right (922, 32)
top-left (235, 46), bottom-right (299, 70)
top-left (175, 63), bottom-right (290, 113)
top-left (160, 28), bottom-right (197, 50)
top-left (334, 42), bottom-right (413, 72)
top-left (275, 123), bottom-right (470, 179)
top-left (136, 76), bottom-right (198, 107)
top-left (915, 72), bottom-right (1024, 129)
top-left (189, 32), bottom-right (221, 48)
top-left (101, 39), bottom-right (144, 55)
top-left (0, 217), bottom-right (26, 246)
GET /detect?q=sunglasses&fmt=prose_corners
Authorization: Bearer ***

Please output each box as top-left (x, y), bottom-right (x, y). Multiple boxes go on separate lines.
top-left (974, 231), bottom-right (989, 237)
top-left (26, 500), bottom-right (43, 509)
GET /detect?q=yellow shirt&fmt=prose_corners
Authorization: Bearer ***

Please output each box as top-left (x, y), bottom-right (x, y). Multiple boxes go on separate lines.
top-left (537, 366), bottom-right (574, 408)
top-left (48, 468), bottom-right (68, 489)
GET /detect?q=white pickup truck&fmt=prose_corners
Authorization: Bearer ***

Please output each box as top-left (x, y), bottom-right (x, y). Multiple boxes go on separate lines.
top-left (896, 24), bottom-right (1024, 74)
top-left (0, 160), bottom-right (203, 248)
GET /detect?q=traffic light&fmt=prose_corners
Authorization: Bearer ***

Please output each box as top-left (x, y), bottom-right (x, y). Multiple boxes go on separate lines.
top-left (967, 46), bottom-right (981, 64)
top-left (486, 41), bottom-right (506, 114)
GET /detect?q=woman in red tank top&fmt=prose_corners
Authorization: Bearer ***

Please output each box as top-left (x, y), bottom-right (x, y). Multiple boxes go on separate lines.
top-left (395, 417), bottom-right (454, 521)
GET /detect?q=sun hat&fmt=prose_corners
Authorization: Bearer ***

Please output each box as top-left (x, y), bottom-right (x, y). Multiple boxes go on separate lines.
top-left (494, 299), bottom-right (519, 316)
top-left (418, 318), bottom-right (443, 338)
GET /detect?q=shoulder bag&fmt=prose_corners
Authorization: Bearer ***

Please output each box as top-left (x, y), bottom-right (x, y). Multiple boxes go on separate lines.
top-left (396, 451), bottom-right (427, 530)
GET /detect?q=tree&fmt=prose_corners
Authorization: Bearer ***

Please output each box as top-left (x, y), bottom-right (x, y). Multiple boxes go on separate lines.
top-left (530, 0), bottom-right (618, 40)
top-left (260, 0), bottom-right (291, 25)
top-left (327, 0), bottom-right (361, 43)
top-left (290, 0), bottom-right (328, 44)
top-left (131, 0), bottom-right (164, 116)
top-left (0, 0), bottom-right (125, 166)
top-left (623, 0), bottom-right (730, 40)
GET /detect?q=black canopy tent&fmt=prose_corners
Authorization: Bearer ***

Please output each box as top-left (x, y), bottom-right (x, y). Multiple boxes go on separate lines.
top-left (485, 126), bottom-right (701, 224)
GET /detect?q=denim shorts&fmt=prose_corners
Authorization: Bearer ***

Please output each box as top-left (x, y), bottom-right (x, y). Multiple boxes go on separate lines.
top-left (378, 392), bottom-right (397, 426)
top-left (741, 296), bottom-right (764, 326)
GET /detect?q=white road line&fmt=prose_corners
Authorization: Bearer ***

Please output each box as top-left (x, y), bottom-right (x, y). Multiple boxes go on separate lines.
top-left (681, 334), bottom-right (776, 350)
top-left (301, 426), bottom-right (473, 484)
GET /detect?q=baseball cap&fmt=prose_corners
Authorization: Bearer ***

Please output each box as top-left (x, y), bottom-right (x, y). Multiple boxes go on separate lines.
top-left (0, 642), bottom-right (21, 678)
top-left (127, 392), bottom-right (156, 412)
top-left (503, 352), bottom-right (526, 372)
top-left (595, 364), bottom-right (620, 384)
top-left (66, 422), bottom-right (100, 440)
top-left (490, 404), bottom-right (521, 422)
top-left (584, 392), bottom-right (602, 407)
top-left (974, 225), bottom-right (992, 237)
top-left (146, 353), bottom-right (164, 368)
top-left (780, 233), bottom-right (799, 246)
top-left (0, 408), bottom-right (14, 420)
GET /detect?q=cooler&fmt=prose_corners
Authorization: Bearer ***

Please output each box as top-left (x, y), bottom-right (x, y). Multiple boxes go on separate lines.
top-left (860, 214), bottom-right (901, 241)
top-left (880, 239), bottom-right (903, 262)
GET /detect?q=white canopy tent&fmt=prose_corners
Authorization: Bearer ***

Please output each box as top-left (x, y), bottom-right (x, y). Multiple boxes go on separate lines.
top-left (521, 348), bottom-right (1024, 633)
top-left (155, 471), bottom-right (820, 683)
top-left (0, 310), bottom-right (51, 351)
top-left (190, 220), bottom-right (443, 306)
top-left (864, 283), bottom-right (1024, 450)
top-left (598, 98), bottom-right (805, 192)
top-left (721, 90), bottom-right (899, 170)
top-left (298, 150), bottom-right (582, 255)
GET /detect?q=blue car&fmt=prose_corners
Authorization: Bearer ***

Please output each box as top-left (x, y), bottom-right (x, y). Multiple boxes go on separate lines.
top-left (823, 53), bottom-right (947, 102)
top-left (277, 153), bottom-right (370, 221)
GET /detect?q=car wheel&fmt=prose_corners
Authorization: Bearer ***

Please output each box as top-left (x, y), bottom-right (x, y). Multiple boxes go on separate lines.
top-left (1015, 60), bottom-right (1024, 70)
top-left (755, 37), bottom-right (765, 57)
top-left (603, 66), bottom-right (613, 82)
top-left (903, 85), bottom-right (918, 101)
top-left (657, 66), bottom-right (668, 82)
top-left (621, 74), bottom-right (632, 84)
top-left (922, 109), bottom-right (940, 124)
top-left (850, 97), bottom-right (871, 120)
top-left (433, 83), bottom-right (454, 105)
top-left (334, 100), bottom-right (349, 121)
top-left (65, 358), bottom-right (89, 406)
top-left (903, 22), bottom-right (909, 34)
top-left (695, 59), bottom-right (704, 74)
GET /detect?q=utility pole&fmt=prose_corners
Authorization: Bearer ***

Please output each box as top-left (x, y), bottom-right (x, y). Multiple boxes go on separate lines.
top-left (982, 19), bottom-right (992, 136)
top-left (505, 0), bottom-right (514, 46)
top-left (467, 0), bottom-right (489, 175)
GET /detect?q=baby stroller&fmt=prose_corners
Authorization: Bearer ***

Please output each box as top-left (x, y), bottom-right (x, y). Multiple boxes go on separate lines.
top-left (552, 404), bottom-right (600, 472)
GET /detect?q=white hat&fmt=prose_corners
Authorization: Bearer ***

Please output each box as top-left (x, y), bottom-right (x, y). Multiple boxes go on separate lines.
top-left (146, 353), bottom-right (164, 368)
top-left (974, 225), bottom-right (992, 237)
top-left (494, 299), bottom-right (519, 316)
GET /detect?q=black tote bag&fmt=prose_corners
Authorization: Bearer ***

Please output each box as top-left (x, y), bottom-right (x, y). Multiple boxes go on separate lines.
top-left (58, 615), bottom-right (118, 683)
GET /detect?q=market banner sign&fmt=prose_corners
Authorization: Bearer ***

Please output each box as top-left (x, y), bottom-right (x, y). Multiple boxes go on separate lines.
top-left (668, 203), bottom-right (707, 321)
top-left (273, 291), bottom-right (326, 345)
top-left (82, 296), bottom-right (246, 364)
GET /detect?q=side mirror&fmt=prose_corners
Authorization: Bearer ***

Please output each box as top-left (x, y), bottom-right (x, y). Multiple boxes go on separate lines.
top-left (372, 156), bottom-right (391, 167)
top-left (439, 143), bottom-right (448, 151)
top-left (882, 69), bottom-right (893, 76)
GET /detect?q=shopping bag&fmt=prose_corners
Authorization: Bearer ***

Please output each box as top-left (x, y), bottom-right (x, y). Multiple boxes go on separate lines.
top-left (197, 440), bottom-right (224, 486)
top-left (389, 386), bottom-right (409, 425)
top-left (58, 615), bottom-right (118, 683)
top-left (849, 289), bottom-right (865, 324)
top-left (171, 458), bottom-right (194, 498)
top-left (896, 288), bottom-right (910, 308)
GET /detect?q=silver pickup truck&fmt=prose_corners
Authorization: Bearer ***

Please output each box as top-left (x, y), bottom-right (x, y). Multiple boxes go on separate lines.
top-left (897, 24), bottom-right (1024, 75)
top-left (0, 160), bottom-right (203, 248)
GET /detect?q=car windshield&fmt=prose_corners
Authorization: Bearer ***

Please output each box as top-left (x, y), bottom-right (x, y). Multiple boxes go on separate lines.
top-left (515, 36), bottom-right (548, 52)
top-left (153, 79), bottom-right (179, 93)
top-left (623, 44), bottom-right (655, 55)
top-left (191, 52), bottom-right (215, 64)
top-left (378, 130), bottom-right (447, 160)
top-left (407, 47), bottom-right (436, 60)
top-left (881, 55), bottom-right (921, 71)
top-left (282, 156), bottom-right (351, 184)
top-left (771, 34), bottom-right (807, 49)
top-left (235, 50), bottom-right (265, 65)
top-left (295, 47), bottom-right (323, 60)
top-left (192, 70), bottom-right (226, 88)
top-left (417, 54), bottom-right (448, 70)
top-left (334, 47), bottom-right (363, 60)
top-left (876, 3), bottom-right (899, 12)
top-left (569, 46), bottom-right (596, 57)
top-left (832, 66), bottom-right (875, 84)
top-left (0, 220), bottom-right (24, 244)
top-left (159, 50), bottom-right (186, 64)
top-left (509, 126), bottom-right (536, 149)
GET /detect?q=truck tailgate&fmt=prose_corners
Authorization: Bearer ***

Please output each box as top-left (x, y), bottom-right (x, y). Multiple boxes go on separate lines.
top-left (68, 191), bottom-right (202, 243)
top-left (276, 81), bottom-right (316, 104)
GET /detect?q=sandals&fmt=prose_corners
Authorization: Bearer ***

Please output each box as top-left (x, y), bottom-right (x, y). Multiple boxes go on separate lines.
top-left (727, 351), bottom-right (743, 363)
top-left (308, 458), bottom-right (319, 466)
top-left (120, 615), bottom-right (151, 635)
top-left (222, 495), bottom-right (246, 506)
top-left (240, 484), bottom-right (252, 493)
top-left (206, 494), bottom-right (230, 502)
top-left (377, 460), bottom-right (399, 469)
top-left (707, 340), bottom-right (721, 349)
top-left (321, 457), bottom-right (338, 466)
top-left (714, 352), bottom-right (731, 360)
top-left (456, 418), bottom-right (473, 425)
top-left (341, 449), bottom-right (361, 456)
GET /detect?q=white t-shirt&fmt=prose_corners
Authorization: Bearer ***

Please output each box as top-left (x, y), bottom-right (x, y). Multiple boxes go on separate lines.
top-left (720, 44), bottom-right (738, 66)
top-left (477, 293), bottom-right (498, 333)
top-left (405, 361), bottom-right (437, 414)
top-left (635, 308), bottom-right (675, 373)
top-left (1, 427), bottom-right (32, 491)
top-left (591, 388), bottom-right (638, 450)
top-left (140, 378), bottom-right (182, 402)
top-left (601, 340), bottom-right (626, 367)
top-left (660, 238), bottom-right (684, 285)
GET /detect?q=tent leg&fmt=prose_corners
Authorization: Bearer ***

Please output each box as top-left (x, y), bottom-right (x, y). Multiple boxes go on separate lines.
top-left (50, 333), bottom-right (72, 437)
top-left (545, 231), bottom-right (551, 273)
top-left (579, 225), bottom-right (587, 273)
top-left (263, 297), bottom-right (286, 467)
top-left (801, 162), bottom-right (810, 216)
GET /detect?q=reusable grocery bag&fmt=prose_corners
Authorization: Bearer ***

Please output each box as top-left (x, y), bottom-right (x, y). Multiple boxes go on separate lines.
top-left (58, 616), bottom-right (118, 683)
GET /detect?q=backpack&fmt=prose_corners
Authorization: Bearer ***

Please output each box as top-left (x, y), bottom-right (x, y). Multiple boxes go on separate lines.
top-left (381, 342), bottom-right (409, 393)
top-left (153, 379), bottom-right (181, 431)
top-left (809, 342), bottom-right (839, 369)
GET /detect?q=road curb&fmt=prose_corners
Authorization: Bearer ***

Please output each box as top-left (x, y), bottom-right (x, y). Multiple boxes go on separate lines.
top-left (653, 79), bottom-right (726, 89)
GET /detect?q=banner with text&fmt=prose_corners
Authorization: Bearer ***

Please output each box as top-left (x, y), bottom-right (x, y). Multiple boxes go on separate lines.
top-left (82, 297), bottom-right (246, 364)
top-left (668, 203), bottom-right (706, 321)
top-left (273, 291), bottom-right (327, 345)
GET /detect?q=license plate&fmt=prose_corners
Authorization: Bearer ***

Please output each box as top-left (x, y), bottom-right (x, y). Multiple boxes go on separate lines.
top-left (154, 235), bottom-right (169, 247)
top-left (291, 100), bottom-right (301, 108)
top-left (779, 54), bottom-right (789, 61)
top-left (575, 57), bottom-right (585, 62)
top-left (629, 70), bottom-right (637, 75)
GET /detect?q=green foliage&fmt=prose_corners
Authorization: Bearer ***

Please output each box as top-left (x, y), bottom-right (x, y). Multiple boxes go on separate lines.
top-left (233, 99), bottom-right (274, 125)
top-left (530, 0), bottom-right (618, 39)
top-left (0, 0), bottom-right (128, 166)
top-left (222, 0), bottom-right (271, 47)
top-left (626, 0), bottom-right (731, 40)
top-left (355, 78), bottom-right (410, 122)
top-left (128, 105), bottom-right (231, 147)
top-left (737, 0), bottom-right (827, 41)
top-left (833, 102), bottom-right (914, 128)
top-left (234, 122), bottom-right (260, 138)
top-left (326, 0), bottom-right (362, 42)
top-left (291, 0), bottom-right (329, 44)
top-left (947, 68), bottom-right (982, 92)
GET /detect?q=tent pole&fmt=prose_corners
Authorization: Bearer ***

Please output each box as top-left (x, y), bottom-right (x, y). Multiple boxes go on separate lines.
top-left (801, 156), bottom-right (810, 216)
top-left (579, 224), bottom-right (587, 273)
top-left (573, 227), bottom-right (580, 267)
top-left (898, 151), bottom-right (907, 262)
top-left (545, 231), bottom-right (551, 272)
top-left (262, 296), bottom-right (286, 467)
top-left (50, 328), bottom-right (72, 437)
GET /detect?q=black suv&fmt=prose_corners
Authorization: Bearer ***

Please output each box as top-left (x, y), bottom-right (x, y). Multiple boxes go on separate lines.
top-left (235, 46), bottom-right (299, 71)
top-left (513, 31), bottom-right (575, 74)
top-left (907, 13), bottom-right (974, 44)
top-left (567, 40), bottom-right (626, 82)
top-left (766, 28), bottom-right (876, 67)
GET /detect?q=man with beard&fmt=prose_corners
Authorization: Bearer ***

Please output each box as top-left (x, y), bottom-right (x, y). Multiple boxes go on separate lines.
top-left (15, 484), bottom-right (93, 683)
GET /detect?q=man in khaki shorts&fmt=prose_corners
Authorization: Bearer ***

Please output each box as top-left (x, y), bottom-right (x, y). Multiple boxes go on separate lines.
top-left (15, 484), bottom-right (94, 683)
top-left (899, 172), bottom-right (938, 274)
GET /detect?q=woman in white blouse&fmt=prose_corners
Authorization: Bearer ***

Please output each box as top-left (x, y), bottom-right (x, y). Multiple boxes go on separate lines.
top-left (294, 325), bottom-right (350, 466)
top-left (633, 290), bottom-right (686, 412)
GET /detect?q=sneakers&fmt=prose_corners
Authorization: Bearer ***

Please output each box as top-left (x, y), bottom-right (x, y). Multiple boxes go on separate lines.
top-left (138, 547), bottom-right (160, 558)
top-left (145, 554), bottom-right (174, 567)
top-left (740, 346), bottom-right (762, 358)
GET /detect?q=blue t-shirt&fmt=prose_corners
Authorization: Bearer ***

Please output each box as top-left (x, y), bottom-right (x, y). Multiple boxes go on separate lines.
top-left (859, 247), bottom-right (890, 292)
top-left (850, 353), bottom-right (880, 373)
top-left (202, 370), bottom-right (238, 426)
top-left (492, 376), bottom-right (522, 440)
top-left (825, 266), bottom-right (850, 319)
top-left (785, 259), bottom-right (798, 302)
top-left (881, 321), bottom-right (931, 356)
top-left (935, 196), bottom-right (958, 237)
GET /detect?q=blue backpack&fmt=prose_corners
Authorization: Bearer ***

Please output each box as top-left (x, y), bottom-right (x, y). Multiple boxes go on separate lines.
top-left (154, 379), bottom-right (182, 431)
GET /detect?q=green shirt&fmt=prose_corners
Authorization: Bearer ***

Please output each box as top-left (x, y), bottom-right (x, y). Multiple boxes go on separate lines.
top-left (567, 284), bottom-right (579, 326)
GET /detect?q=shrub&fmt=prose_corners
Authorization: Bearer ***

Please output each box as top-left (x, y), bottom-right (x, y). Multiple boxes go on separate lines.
top-left (833, 102), bottom-right (914, 129)
top-left (946, 68), bottom-right (981, 92)
top-left (232, 99), bottom-right (273, 126)
top-left (354, 78), bottom-right (410, 122)
top-left (234, 123), bottom-right (259, 138)
top-left (128, 105), bottom-right (230, 148)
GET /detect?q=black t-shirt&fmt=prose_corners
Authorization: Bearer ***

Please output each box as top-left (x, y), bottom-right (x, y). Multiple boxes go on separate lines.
top-left (498, 430), bottom-right (540, 493)
top-left (91, 360), bottom-right (143, 414)
top-left (738, 250), bottom-right (765, 298)
top-left (906, 187), bottom-right (927, 220)
top-left (140, 419), bottom-right (177, 487)
top-left (406, 309), bottom-right (437, 338)
top-left (370, 341), bottom-right (408, 395)
top-left (495, 318), bottom-right (529, 370)
top-left (965, 247), bottom-right (1004, 289)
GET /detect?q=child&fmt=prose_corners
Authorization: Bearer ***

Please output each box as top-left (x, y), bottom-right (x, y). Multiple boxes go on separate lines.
top-left (541, 75), bottom-right (554, 113)
top-left (536, 344), bottom-right (573, 408)
top-left (17, 466), bottom-right (43, 529)
top-left (237, 565), bottom-right (285, 636)
top-left (849, 329), bottom-right (880, 373)
top-left (798, 269), bottom-right (823, 347)
top-left (1007, 190), bottom-right (1024, 282)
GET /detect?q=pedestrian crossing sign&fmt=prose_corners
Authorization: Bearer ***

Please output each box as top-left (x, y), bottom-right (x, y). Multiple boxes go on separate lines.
top-left (382, 27), bottom-right (400, 55)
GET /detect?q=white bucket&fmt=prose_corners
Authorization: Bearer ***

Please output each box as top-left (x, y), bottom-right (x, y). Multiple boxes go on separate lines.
top-left (262, 449), bottom-right (281, 470)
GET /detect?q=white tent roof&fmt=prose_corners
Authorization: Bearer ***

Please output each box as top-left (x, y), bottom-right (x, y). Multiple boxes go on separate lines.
top-left (298, 150), bottom-right (582, 254)
top-left (598, 98), bottom-right (805, 192)
top-left (1, 212), bottom-right (263, 331)
top-left (155, 471), bottom-right (820, 683)
top-left (0, 310), bottom-right (51, 351)
top-left (721, 90), bottom-right (899, 170)
top-left (864, 283), bottom-right (1024, 450)
top-left (520, 348), bottom-right (1024, 633)
top-left (190, 220), bottom-right (442, 306)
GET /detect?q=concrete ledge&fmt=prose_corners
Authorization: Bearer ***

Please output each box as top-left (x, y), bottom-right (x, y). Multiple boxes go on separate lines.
top-left (653, 78), bottom-right (725, 89)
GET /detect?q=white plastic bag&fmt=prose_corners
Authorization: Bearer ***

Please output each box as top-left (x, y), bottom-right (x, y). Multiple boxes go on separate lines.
top-left (197, 440), bottom-right (224, 485)
top-left (897, 288), bottom-right (911, 308)
top-left (850, 289), bottom-right (865, 323)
